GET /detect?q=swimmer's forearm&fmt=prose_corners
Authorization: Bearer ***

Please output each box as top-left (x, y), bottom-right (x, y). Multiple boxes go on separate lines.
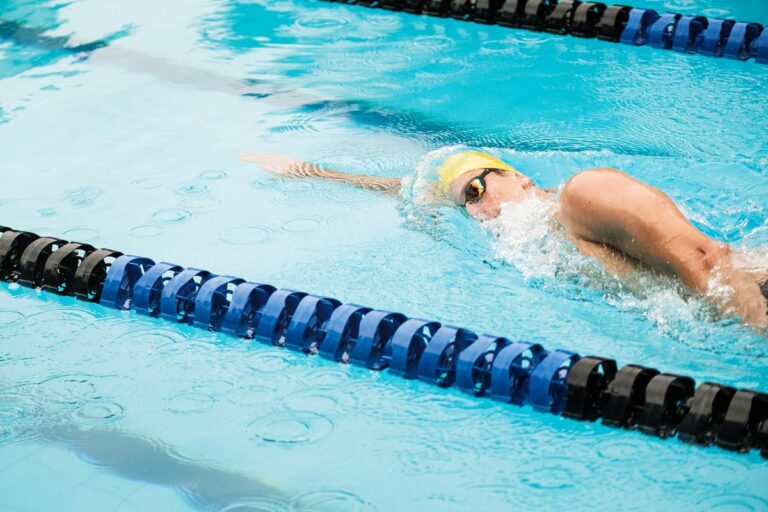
top-left (240, 152), bottom-right (401, 195)
top-left (297, 163), bottom-right (402, 194)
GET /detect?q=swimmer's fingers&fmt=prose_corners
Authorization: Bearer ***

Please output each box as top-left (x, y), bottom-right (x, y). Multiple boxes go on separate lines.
top-left (239, 152), bottom-right (310, 177)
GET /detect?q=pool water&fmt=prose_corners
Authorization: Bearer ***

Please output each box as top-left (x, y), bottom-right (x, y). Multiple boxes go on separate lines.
top-left (1, 0), bottom-right (767, 510)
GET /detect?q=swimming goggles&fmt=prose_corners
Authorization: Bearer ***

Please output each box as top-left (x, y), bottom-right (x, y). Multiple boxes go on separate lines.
top-left (462, 168), bottom-right (498, 206)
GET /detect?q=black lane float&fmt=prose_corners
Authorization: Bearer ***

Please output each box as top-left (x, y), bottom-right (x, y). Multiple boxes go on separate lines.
top-left (321, 0), bottom-right (768, 64)
top-left (1, 225), bottom-right (766, 458)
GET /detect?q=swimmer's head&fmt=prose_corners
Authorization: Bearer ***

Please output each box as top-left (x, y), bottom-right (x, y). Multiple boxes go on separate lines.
top-left (437, 151), bottom-right (538, 219)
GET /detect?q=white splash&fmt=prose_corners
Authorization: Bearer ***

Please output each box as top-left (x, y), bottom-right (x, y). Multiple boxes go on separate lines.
top-left (479, 195), bottom-right (744, 344)
top-left (481, 193), bottom-right (577, 280)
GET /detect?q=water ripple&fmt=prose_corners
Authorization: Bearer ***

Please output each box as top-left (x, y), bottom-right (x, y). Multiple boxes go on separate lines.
top-left (175, 183), bottom-right (210, 196)
top-left (250, 177), bottom-right (280, 191)
top-left (130, 176), bottom-right (163, 190)
top-left (281, 217), bottom-right (325, 234)
top-left (37, 207), bottom-right (58, 217)
top-left (62, 227), bottom-right (100, 242)
top-left (227, 383), bottom-right (281, 407)
top-left (151, 208), bottom-right (191, 223)
top-left (129, 224), bottom-right (164, 238)
top-left (164, 391), bottom-right (216, 414)
top-left (249, 410), bottom-right (333, 444)
top-left (295, 16), bottom-right (349, 32)
top-left (281, 389), bottom-right (357, 413)
top-left (411, 35), bottom-right (455, 51)
top-left (35, 373), bottom-right (99, 405)
top-left (392, 436), bottom-right (481, 475)
top-left (245, 351), bottom-right (296, 374)
top-left (0, 310), bottom-right (25, 326)
top-left (519, 456), bottom-right (593, 490)
top-left (220, 226), bottom-right (272, 246)
top-left (199, 170), bottom-right (229, 181)
top-left (219, 498), bottom-right (290, 512)
top-left (641, 454), bottom-right (701, 485)
top-left (694, 494), bottom-right (768, 512)
top-left (63, 186), bottom-right (102, 207)
top-left (290, 490), bottom-right (376, 512)
top-left (191, 379), bottom-right (235, 397)
top-left (72, 398), bottom-right (125, 425)
top-left (0, 393), bottom-right (45, 443)
top-left (301, 367), bottom-right (350, 388)
top-left (115, 327), bottom-right (189, 346)
top-left (26, 309), bottom-right (96, 336)
top-left (480, 39), bottom-right (520, 54)
top-left (179, 196), bottom-right (221, 214)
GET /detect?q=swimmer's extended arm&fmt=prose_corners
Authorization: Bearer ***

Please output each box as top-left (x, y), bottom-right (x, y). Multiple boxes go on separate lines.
top-left (240, 152), bottom-right (402, 195)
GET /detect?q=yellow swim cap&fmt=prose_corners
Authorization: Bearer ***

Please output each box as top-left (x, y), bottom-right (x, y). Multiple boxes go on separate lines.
top-left (437, 151), bottom-right (518, 194)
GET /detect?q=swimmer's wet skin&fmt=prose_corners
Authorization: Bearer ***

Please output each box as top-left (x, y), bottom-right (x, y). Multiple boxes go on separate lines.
top-left (762, 279), bottom-right (768, 315)
top-left (240, 151), bottom-right (768, 330)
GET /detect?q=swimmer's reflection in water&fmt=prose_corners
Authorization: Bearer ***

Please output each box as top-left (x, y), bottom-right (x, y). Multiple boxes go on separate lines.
top-left (37, 422), bottom-right (287, 510)
top-left (241, 150), bottom-right (768, 332)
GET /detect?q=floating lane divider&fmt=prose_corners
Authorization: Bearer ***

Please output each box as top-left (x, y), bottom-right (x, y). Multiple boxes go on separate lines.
top-left (1, 225), bottom-right (767, 458)
top-left (320, 0), bottom-right (768, 64)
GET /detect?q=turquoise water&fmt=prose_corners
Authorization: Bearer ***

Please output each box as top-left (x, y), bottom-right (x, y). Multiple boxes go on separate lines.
top-left (1, 0), bottom-right (768, 510)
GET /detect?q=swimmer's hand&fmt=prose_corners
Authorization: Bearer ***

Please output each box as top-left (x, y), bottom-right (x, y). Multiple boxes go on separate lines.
top-left (240, 152), bottom-right (311, 178)
top-left (240, 151), bottom-right (402, 194)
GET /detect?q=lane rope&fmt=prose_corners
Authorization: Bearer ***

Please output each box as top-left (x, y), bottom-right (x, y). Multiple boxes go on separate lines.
top-left (320, 0), bottom-right (768, 64)
top-left (1, 225), bottom-right (766, 458)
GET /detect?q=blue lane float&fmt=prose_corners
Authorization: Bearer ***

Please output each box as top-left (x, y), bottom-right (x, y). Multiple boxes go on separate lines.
top-left (321, 0), bottom-right (768, 65)
top-left (0, 226), bottom-right (767, 458)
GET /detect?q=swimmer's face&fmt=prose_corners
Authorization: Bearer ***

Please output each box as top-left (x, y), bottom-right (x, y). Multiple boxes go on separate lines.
top-left (448, 168), bottom-right (536, 219)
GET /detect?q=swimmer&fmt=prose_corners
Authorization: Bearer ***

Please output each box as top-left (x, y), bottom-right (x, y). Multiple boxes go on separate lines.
top-left (240, 150), bottom-right (768, 329)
